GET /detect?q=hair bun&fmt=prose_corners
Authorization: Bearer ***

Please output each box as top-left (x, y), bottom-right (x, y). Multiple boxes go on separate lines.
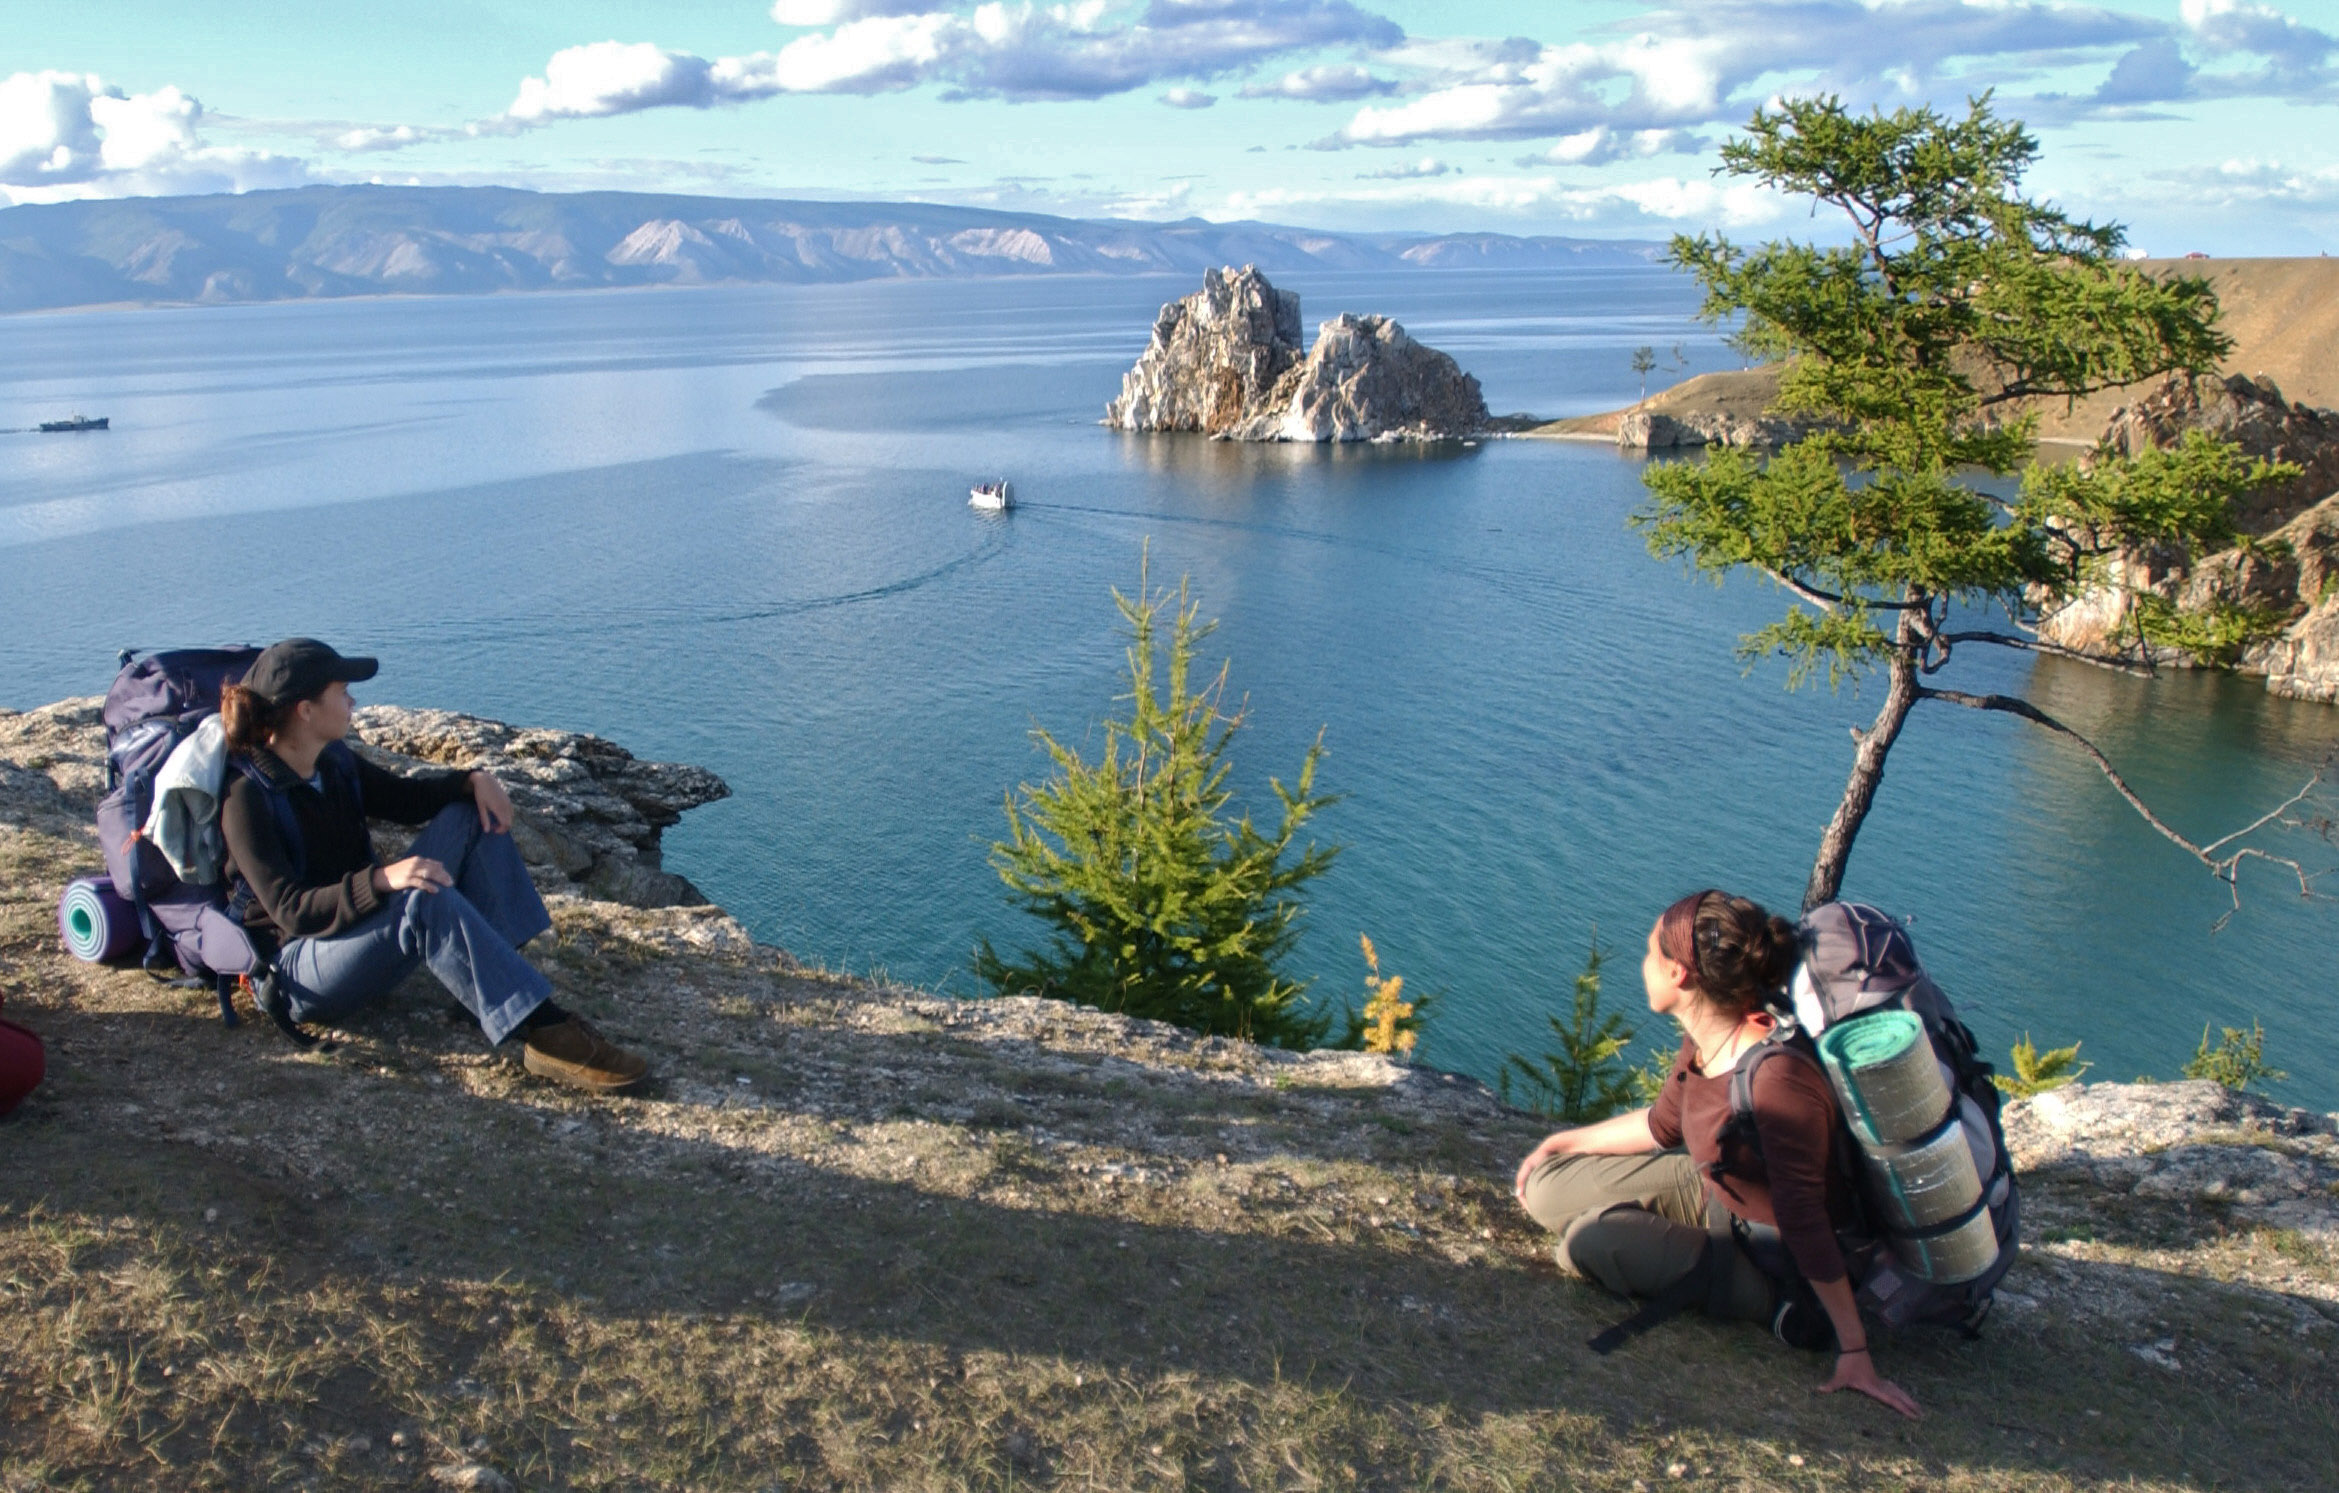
top-left (1660, 889), bottom-right (1798, 1017)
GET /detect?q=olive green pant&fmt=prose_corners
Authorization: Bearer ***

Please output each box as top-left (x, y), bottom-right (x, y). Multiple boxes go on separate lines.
top-left (1520, 1149), bottom-right (1777, 1323)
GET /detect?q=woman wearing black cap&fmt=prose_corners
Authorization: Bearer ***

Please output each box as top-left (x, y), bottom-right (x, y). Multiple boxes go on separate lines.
top-left (216, 637), bottom-right (649, 1092)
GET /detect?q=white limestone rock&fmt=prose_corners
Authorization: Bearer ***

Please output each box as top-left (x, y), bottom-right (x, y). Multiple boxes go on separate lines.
top-left (2004, 1080), bottom-right (2339, 1240)
top-left (1227, 312), bottom-right (1489, 443)
top-left (1105, 265), bottom-right (1302, 434)
top-left (1106, 267), bottom-right (1487, 442)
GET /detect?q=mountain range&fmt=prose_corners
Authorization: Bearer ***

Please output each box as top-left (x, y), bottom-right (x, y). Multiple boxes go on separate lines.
top-left (0, 186), bottom-right (1663, 314)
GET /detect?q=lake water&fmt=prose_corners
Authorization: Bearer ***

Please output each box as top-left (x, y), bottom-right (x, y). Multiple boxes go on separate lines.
top-left (4, 270), bottom-right (2335, 1107)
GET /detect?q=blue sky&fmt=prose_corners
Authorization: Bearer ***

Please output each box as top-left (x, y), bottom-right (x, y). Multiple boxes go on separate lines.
top-left (5, 1), bottom-right (2336, 251)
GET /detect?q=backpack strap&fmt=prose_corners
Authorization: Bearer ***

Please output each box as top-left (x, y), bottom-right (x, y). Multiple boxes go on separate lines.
top-left (1709, 1029), bottom-right (1826, 1187)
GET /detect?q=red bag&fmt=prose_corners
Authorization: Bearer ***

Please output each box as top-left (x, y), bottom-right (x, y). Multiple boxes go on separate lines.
top-left (0, 996), bottom-right (44, 1117)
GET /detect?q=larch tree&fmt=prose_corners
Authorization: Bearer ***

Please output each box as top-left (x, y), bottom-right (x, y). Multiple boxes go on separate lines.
top-left (1635, 94), bottom-right (2326, 914)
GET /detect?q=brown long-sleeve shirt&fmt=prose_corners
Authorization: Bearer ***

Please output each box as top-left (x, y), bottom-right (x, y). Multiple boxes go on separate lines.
top-left (1649, 1035), bottom-right (1853, 1285)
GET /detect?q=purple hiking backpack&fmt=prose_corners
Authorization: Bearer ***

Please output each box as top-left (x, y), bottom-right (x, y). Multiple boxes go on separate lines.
top-left (94, 647), bottom-right (269, 1016)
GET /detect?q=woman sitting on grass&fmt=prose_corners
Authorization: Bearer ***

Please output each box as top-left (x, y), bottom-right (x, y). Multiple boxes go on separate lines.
top-left (217, 637), bottom-right (648, 1093)
top-left (1512, 889), bottom-right (1919, 1419)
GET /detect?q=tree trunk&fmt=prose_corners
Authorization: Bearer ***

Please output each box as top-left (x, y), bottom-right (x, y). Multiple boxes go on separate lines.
top-left (1803, 610), bottom-right (1923, 912)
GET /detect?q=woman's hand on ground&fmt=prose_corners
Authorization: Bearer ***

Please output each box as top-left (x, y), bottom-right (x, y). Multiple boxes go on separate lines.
top-left (375, 855), bottom-right (453, 896)
top-left (470, 771), bottom-right (516, 834)
top-left (1818, 1352), bottom-right (1921, 1419)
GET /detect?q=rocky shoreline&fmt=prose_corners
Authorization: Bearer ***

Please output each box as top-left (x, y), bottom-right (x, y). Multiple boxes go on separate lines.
top-left (4, 703), bottom-right (2336, 1487)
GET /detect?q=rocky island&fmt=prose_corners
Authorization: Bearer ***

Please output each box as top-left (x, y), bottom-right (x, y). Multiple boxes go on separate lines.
top-left (4, 696), bottom-right (2336, 1488)
top-left (1105, 265), bottom-right (1491, 443)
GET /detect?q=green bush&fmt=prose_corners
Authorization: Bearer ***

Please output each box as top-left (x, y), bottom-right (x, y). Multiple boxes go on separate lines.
top-left (1993, 1033), bottom-right (2091, 1099)
top-left (1501, 937), bottom-right (1651, 1123)
top-left (975, 565), bottom-right (1340, 1048)
top-left (2183, 1019), bottom-right (2287, 1094)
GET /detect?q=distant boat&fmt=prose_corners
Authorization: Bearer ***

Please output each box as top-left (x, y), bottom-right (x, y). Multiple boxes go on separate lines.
top-left (38, 414), bottom-right (109, 432)
top-left (968, 479), bottom-right (1014, 512)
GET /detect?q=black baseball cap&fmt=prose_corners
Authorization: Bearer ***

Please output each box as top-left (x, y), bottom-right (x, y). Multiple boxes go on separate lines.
top-left (242, 638), bottom-right (378, 706)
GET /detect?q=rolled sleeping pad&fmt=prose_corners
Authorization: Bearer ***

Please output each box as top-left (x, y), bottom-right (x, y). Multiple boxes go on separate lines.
top-left (59, 875), bottom-right (141, 962)
top-left (1890, 1205), bottom-right (2003, 1285)
top-left (1817, 1009), bottom-right (1954, 1145)
top-left (1860, 1110), bottom-right (1985, 1232)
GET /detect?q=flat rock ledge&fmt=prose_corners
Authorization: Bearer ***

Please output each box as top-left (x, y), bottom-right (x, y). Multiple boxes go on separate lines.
top-left (1615, 406), bottom-right (1816, 451)
top-left (0, 698), bottom-right (730, 912)
top-left (2006, 1079), bottom-right (2339, 1244)
top-left (1105, 265), bottom-right (1489, 443)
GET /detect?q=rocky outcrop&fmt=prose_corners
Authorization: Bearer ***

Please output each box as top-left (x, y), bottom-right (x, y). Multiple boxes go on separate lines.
top-left (1225, 312), bottom-right (1489, 443)
top-left (2099, 374), bottom-right (2339, 535)
top-left (1104, 265), bottom-right (1302, 433)
top-left (1615, 406), bottom-right (1812, 451)
top-left (2006, 1080), bottom-right (2339, 1242)
top-left (2036, 374), bottom-right (2339, 702)
top-left (0, 698), bottom-right (729, 910)
top-left (351, 707), bottom-right (730, 908)
top-left (1107, 267), bottom-right (1488, 442)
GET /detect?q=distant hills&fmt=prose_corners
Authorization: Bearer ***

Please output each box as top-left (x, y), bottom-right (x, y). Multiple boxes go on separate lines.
top-left (0, 186), bottom-right (1664, 314)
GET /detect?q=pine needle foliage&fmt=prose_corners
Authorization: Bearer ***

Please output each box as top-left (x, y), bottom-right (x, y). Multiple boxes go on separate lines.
top-left (2184, 1019), bottom-right (2287, 1094)
top-left (1501, 938), bottom-right (1647, 1124)
top-left (1993, 1033), bottom-right (2091, 1099)
top-left (1354, 933), bottom-right (1422, 1058)
top-left (975, 566), bottom-right (1340, 1048)
top-left (1631, 93), bottom-right (2296, 909)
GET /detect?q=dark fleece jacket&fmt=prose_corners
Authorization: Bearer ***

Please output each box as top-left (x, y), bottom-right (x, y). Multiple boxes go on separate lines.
top-left (220, 744), bottom-right (474, 945)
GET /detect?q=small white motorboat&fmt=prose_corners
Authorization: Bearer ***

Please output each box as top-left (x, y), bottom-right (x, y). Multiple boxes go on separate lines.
top-left (968, 479), bottom-right (1014, 512)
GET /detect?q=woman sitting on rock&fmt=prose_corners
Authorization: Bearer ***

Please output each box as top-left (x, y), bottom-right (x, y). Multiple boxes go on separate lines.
top-left (217, 637), bottom-right (648, 1093)
top-left (1512, 889), bottom-right (1919, 1419)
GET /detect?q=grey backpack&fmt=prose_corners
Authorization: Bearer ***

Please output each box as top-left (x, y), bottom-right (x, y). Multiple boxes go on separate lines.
top-left (1755, 902), bottom-right (2020, 1334)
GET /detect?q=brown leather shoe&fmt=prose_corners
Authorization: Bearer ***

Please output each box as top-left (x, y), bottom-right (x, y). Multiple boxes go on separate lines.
top-left (522, 1015), bottom-right (648, 1093)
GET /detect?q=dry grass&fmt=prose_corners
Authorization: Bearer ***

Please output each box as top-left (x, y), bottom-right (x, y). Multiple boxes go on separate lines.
top-left (3, 816), bottom-right (2337, 1490)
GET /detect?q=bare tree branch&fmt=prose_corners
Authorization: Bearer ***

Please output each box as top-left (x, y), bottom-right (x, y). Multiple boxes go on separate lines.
top-left (1933, 630), bottom-right (2156, 676)
top-left (1918, 687), bottom-right (2334, 925)
top-left (1764, 568), bottom-right (1920, 614)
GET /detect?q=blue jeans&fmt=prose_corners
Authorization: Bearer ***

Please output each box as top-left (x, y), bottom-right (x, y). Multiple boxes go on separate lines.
top-left (276, 804), bottom-right (553, 1045)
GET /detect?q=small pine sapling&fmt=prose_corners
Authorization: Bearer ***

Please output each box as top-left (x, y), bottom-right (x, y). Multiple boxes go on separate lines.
top-left (1502, 937), bottom-right (1645, 1123)
top-left (2183, 1019), bottom-right (2287, 1094)
top-left (977, 561), bottom-right (1339, 1047)
top-left (1993, 1033), bottom-right (2091, 1099)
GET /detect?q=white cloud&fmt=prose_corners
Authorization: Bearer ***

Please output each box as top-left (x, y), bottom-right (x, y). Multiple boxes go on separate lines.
top-left (1519, 125), bottom-right (1706, 167)
top-left (2151, 155), bottom-right (2339, 209)
top-left (507, 41), bottom-right (788, 121)
top-left (1358, 156), bottom-right (1449, 179)
top-left (0, 70), bottom-right (306, 201)
top-left (1160, 87), bottom-right (1217, 107)
top-left (497, 2), bottom-right (1404, 121)
top-left (335, 124), bottom-right (432, 152)
top-left (1333, 1), bottom-right (2162, 145)
top-left (1238, 63), bottom-right (1398, 100)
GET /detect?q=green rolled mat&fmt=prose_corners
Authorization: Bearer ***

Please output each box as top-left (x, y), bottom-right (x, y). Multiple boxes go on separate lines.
top-left (1817, 1010), bottom-right (1953, 1146)
top-left (1859, 1112), bottom-right (1984, 1232)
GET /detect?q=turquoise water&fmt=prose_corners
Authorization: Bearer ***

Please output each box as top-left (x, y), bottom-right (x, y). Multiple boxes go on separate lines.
top-left (4, 271), bottom-right (2334, 1106)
